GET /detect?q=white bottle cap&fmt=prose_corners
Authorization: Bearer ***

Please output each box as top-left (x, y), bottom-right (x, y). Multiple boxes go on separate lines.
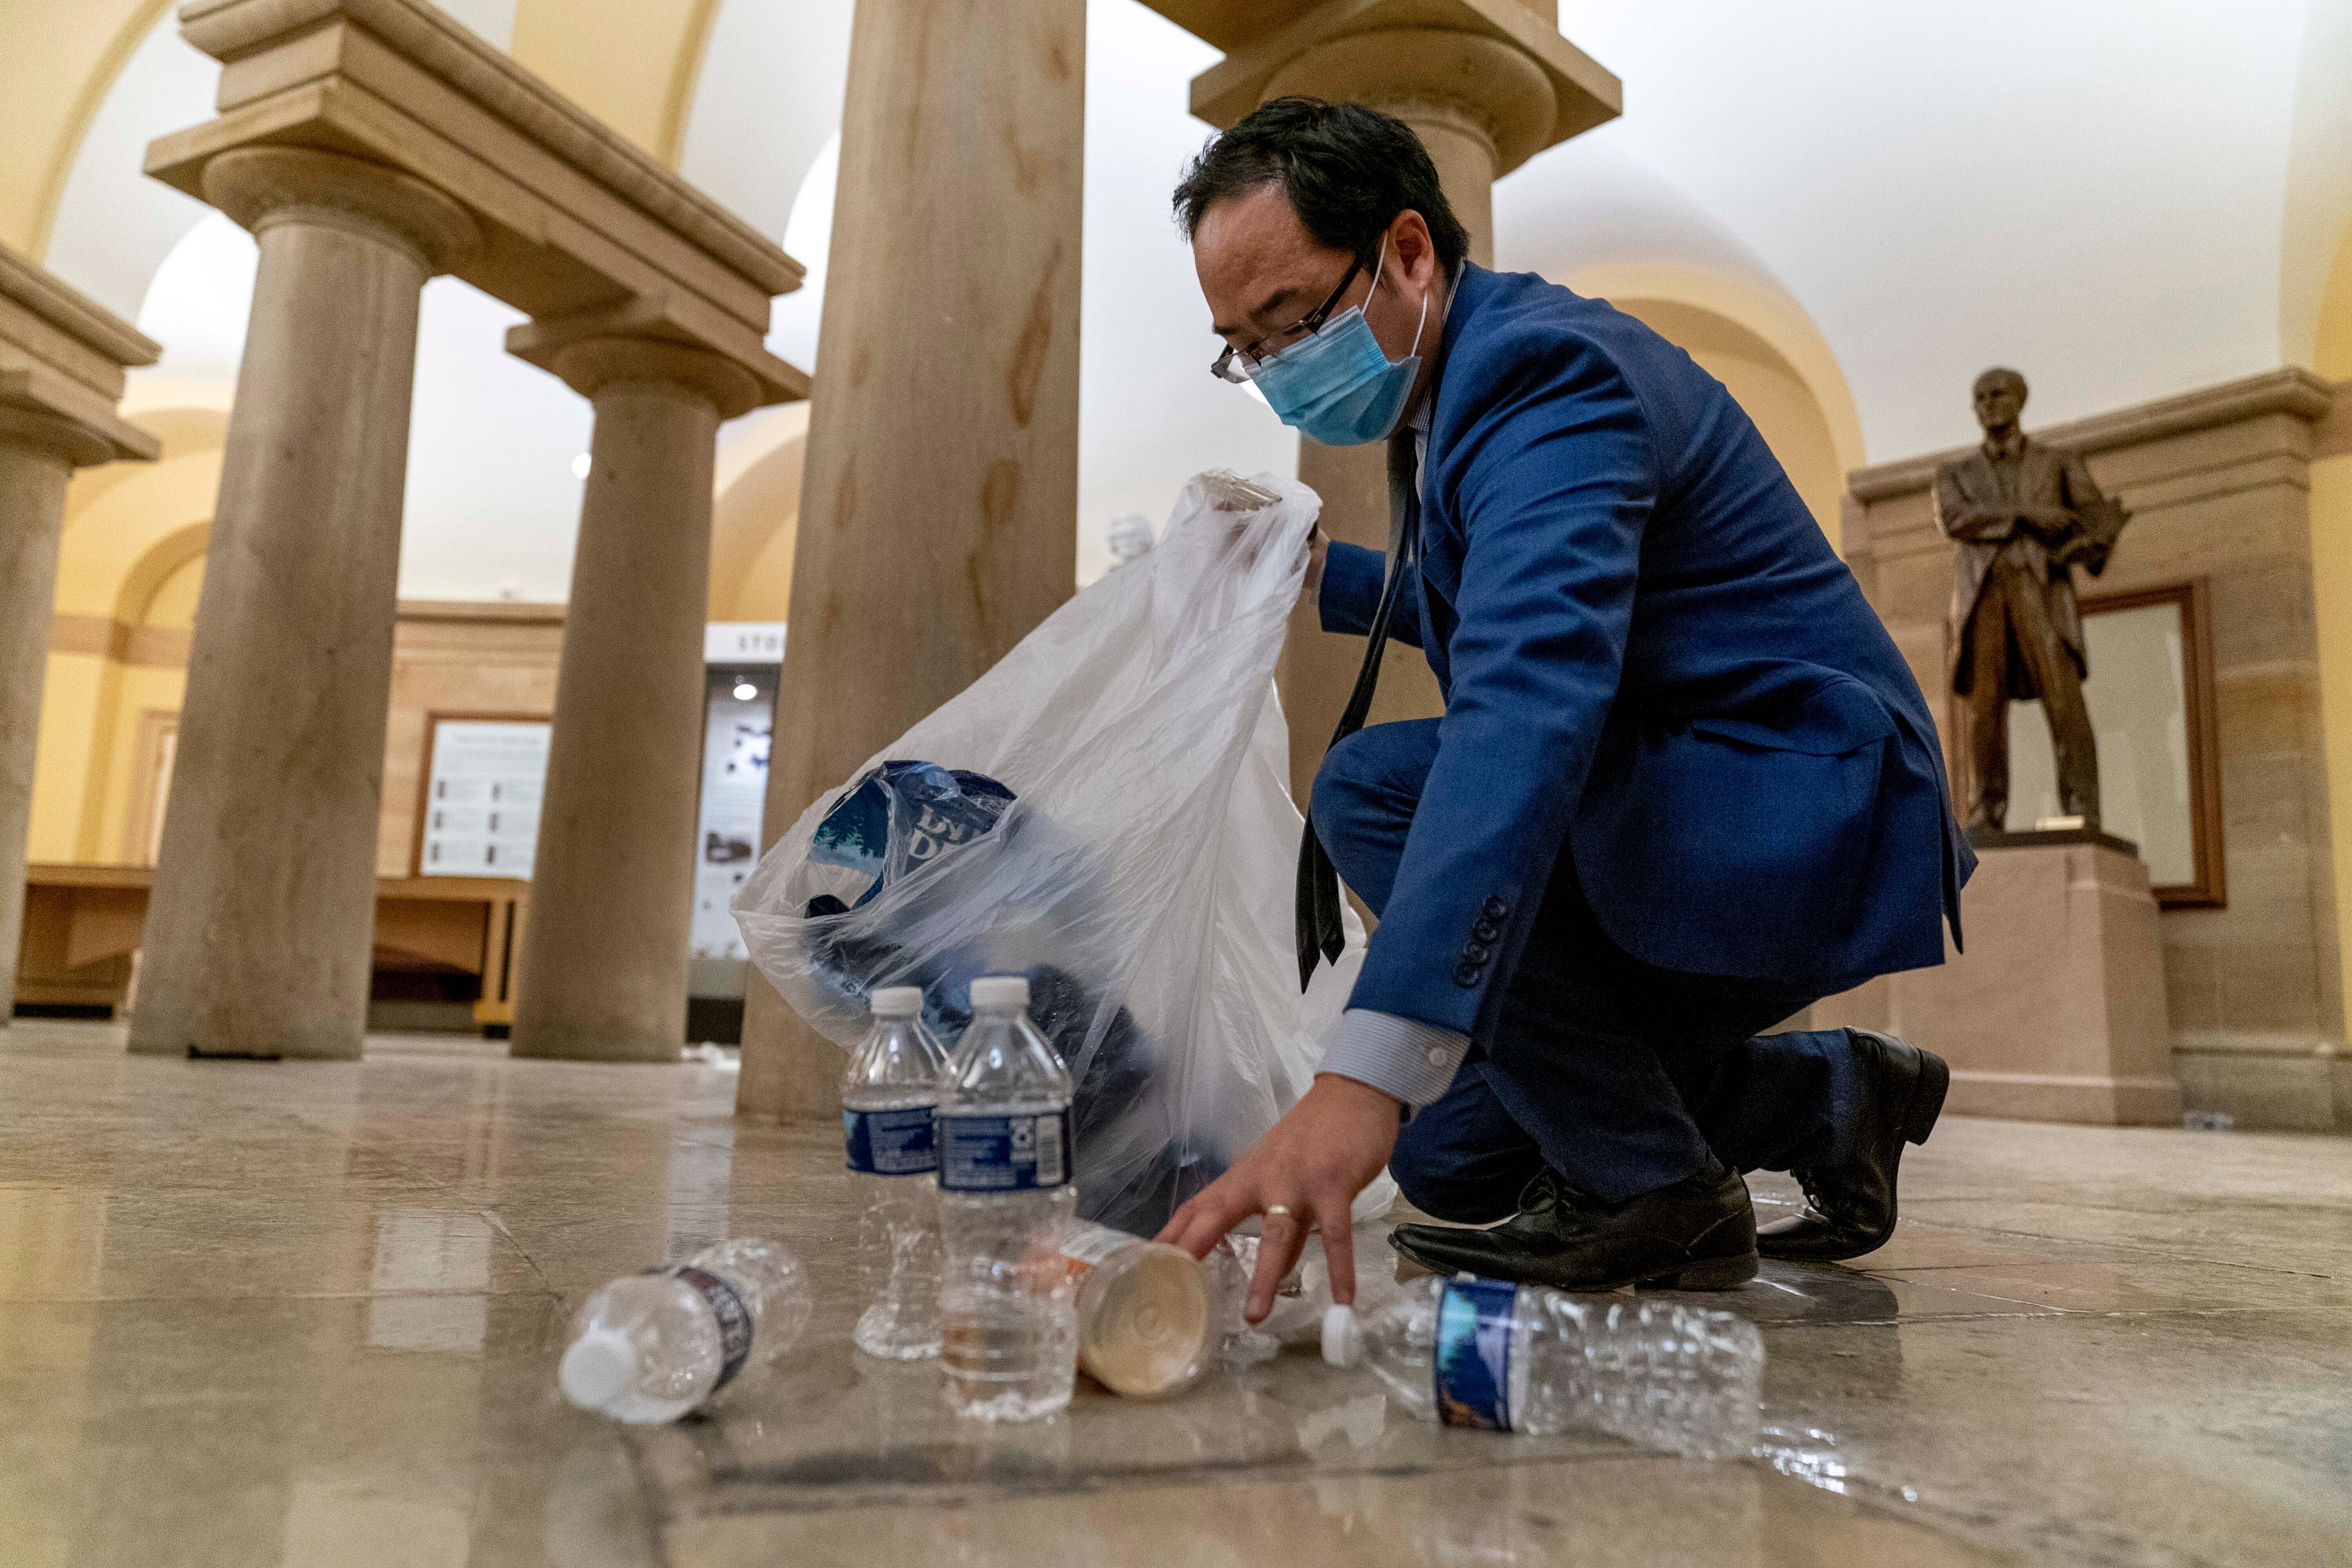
top-left (1321, 1303), bottom-right (1362, 1368)
top-left (559, 1328), bottom-right (638, 1413)
top-left (968, 975), bottom-right (1030, 1010)
top-left (870, 986), bottom-right (924, 1016)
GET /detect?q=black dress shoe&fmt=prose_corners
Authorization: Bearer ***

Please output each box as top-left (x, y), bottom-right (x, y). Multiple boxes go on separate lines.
top-left (1757, 1028), bottom-right (1949, 1263)
top-left (1388, 1165), bottom-right (1758, 1291)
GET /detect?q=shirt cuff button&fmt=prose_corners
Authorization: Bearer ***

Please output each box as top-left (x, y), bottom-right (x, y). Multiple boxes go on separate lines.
top-left (1426, 1046), bottom-right (1449, 1065)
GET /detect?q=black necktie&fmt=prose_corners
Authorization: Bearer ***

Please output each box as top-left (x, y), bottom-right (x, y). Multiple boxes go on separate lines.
top-left (1295, 430), bottom-right (1422, 989)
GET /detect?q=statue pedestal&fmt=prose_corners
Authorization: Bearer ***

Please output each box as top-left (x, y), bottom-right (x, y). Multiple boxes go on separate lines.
top-left (1813, 832), bottom-right (2181, 1125)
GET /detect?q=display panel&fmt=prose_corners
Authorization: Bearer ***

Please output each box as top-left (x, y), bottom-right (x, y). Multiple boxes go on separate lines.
top-left (692, 666), bottom-right (774, 960)
top-left (417, 717), bottom-right (550, 878)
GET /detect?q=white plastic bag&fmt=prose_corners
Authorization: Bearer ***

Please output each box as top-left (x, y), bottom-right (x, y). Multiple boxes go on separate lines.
top-left (734, 471), bottom-right (1392, 1233)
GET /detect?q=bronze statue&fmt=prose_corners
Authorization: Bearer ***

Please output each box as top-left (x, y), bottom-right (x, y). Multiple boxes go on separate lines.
top-left (1934, 368), bottom-right (2129, 834)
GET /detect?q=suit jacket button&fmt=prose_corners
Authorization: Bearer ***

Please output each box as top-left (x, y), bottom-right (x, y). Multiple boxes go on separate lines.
top-left (1472, 918), bottom-right (1501, 942)
top-left (1464, 942), bottom-right (1491, 963)
top-left (1452, 961), bottom-right (1481, 987)
top-left (1481, 897), bottom-right (1508, 920)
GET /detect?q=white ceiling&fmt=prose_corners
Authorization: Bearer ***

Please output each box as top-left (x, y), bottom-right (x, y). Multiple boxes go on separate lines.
top-left (41, 0), bottom-right (2352, 604)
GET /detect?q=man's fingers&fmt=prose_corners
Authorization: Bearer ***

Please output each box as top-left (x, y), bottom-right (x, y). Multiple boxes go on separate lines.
top-left (1315, 1194), bottom-right (1357, 1308)
top-left (1247, 1206), bottom-right (1309, 1324)
top-left (1152, 1197), bottom-right (1198, 1249)
top-left (1161, 1182), bottom-right (1253, 1261)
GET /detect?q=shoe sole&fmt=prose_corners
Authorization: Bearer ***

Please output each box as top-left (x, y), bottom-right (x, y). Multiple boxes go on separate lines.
top-left (1386, 1232), bottom-right (1759, 1292)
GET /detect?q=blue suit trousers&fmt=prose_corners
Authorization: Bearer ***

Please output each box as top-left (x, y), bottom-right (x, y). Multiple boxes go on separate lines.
top-left (1314, 719), bottom-right (1866, 1212)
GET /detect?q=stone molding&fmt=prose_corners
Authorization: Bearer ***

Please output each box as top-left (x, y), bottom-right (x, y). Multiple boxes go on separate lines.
top-left (147, 0), bottom-right (808, 408)
top-left (1188, 0), bottom-right (1619, 172)
top-left (45, 614), bottom-right (194, 668)
top-left (49, 603), bottom-right (567, 667)
top-left (1849, 366), bottom-right (2336, 503)
top-left (180, 0), bottom-right (795, 298)
top-left (0, 242), bottom-right (161, 466)
top-left (394, 598), bottom-right (565, 625)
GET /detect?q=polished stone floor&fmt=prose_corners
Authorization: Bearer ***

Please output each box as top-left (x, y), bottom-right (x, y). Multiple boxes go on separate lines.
top-left (3, 1019), bottom-right (2348, 1567)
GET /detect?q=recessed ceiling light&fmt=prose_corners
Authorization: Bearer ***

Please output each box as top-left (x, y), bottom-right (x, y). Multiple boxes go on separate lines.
top-left (732, 682), bottom-right (758, 701)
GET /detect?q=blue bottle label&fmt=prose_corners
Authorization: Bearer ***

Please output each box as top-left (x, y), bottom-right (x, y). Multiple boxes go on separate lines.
top-left (935, 1108), bottom-right (1072, 1192)
top-left (844, 1106), bottom-right (938, 1175)
top-left (650, 1265), bottom-right (755, 1391)
top-left (1432, 1276), bottom-right (1517, 1430)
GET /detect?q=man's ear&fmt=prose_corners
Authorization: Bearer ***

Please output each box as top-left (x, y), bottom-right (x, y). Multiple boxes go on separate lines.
top-left (1392, 209), bottom-right (1439, 283)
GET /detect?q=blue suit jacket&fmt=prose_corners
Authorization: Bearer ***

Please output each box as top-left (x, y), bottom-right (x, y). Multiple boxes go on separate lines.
top-left (1319, 265), bottom-right (1971, 1041)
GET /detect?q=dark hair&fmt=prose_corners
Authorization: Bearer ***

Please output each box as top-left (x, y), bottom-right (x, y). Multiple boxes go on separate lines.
top-left (1172, 98), bottom-right (1470, 279)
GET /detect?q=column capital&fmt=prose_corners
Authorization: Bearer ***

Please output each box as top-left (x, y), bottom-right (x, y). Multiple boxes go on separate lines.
top-left (1184, 0), bottom-right (1618, 176)
top-left (0, 407), bottom-right (116, 470)
top-left (146, 0), bottom-right (807, 410)
top-left (533, 332), bottom-right (764, 421)
top-left (0, 241), bottom-right (162, 468)
top-left (1265, 29), bottom-right (1555, 172)
top-left (201, 147), bottom-right (482, 275)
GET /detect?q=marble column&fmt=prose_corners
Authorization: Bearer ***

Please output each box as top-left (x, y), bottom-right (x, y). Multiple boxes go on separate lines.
top-left (129, 148), bottom-right (478, 1060)
top-left (0, 414), bottom-right (109, 1023)
top-left (736, 0), bottom-right (1087, 1120)
top-left (1262, 33), bottom-right (1558, 806)
top-left (511, 339), bottom-right (759, 1063)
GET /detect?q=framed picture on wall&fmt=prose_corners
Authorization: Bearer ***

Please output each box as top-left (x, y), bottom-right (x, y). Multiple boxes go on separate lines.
top-left (415, 715), bottom-right (552, 878)
top-left (2004, 579), bottom-right (2225, 907)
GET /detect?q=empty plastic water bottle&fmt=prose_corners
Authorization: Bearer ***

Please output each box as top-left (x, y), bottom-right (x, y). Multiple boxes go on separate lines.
top-left (935, 974), bottom-right (1078, 1421)
top-left (1321, 1274), bottom-right (1763, 1459)
top-left (843, 985), bottom-right (953, 1359)
top-left (559, 1239), bottom-right (812, 1424)
top-left (1053, 1219), bottom-right (1220, 1398)
top-left (1212, 1230), bottom-right (1334, 1364)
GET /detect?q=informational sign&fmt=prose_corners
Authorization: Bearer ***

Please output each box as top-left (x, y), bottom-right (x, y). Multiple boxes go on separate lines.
top-left (704, 622), bottom-right (786, 664)
top-left (692, 657), bottom-right (779, 960)
top-left (418, 719), bottom-right (550, 877)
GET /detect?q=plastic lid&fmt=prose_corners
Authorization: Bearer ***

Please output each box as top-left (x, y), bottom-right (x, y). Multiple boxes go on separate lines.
top-left (870, 986), bottom-right (924, 1016)
top-left (559, 1329), bottom-right (638, 1412)
top-left (1321, 1304), bottom-right (1362, 1368)
top-left (968, 975), bottom-right (1030, 1010)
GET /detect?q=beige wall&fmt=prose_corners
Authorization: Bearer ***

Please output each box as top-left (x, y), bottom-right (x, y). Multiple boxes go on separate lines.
top-left (2308, 218), bottom-right (2352, 1059)
top-left (29, 570), bottom-right (565, 879)
top-left (1612, 296), bottom-right (1846, 550)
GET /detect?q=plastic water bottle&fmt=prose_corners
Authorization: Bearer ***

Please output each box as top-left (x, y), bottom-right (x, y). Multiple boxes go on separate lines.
top-left (1052, 1219), bottom-right (1220, 1398)
top-left (842, 985), bottom-right (952, 1359)
top-left (1321, 1274), bottom-right (1763, 1459)
top-left (559, 1239), bottom-right (812, 1424)
top-left (935, 974), bottom-right (1078, 1421)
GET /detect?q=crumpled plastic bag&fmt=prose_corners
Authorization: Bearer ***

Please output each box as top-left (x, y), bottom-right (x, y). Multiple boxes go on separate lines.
top-left (735, 470), bottom-right (1392, 1234)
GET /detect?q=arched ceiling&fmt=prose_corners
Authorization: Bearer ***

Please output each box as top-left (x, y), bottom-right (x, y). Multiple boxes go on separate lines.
top-left (18, 0), bottom-right (2352, 606)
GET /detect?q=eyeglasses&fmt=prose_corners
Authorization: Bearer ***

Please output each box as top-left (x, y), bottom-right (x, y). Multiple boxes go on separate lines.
top-left (1209, 254), bottom-right (1368, 383)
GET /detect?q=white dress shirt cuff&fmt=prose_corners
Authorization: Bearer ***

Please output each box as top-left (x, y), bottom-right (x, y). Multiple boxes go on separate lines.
top-left (1316, 1008), bottom-right (1472, 1112)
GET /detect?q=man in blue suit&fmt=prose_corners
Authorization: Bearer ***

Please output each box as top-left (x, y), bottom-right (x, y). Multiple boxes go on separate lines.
top-left (1155, 100), bottom-right (1972, 1323)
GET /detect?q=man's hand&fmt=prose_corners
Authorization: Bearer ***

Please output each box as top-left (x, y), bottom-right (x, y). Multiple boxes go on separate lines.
top-left (1303, 526), bottom-right (1330, 606)
top-left (1154, 1073), bottom-right (1399, 1322)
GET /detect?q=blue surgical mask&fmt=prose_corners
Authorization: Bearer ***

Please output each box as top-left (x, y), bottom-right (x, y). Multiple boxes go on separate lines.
top-left (1251, 240), bottom-right (1430, 446)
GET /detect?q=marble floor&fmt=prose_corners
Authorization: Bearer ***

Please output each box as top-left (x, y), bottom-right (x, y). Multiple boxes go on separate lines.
top-left (3, 1021), bottom-right (2348, 1568)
